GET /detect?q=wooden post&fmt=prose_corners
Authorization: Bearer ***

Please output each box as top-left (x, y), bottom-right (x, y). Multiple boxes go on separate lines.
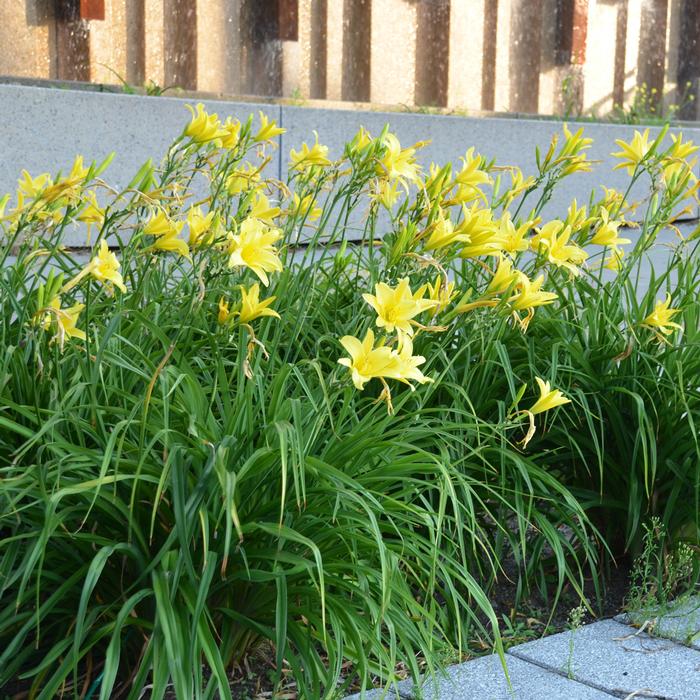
top-left (481, 0), bottom-right (498, 111)
top-left (342, 0), bottom-right (371, 101)
top-left (55, 1), bottom-right (91, 81)
top-left (552, 0), bottom-right (589, 115)
top-left (677, 0), bottom-right (700, 119)
top-left (164, 0), bottom-right (198, 91)
top-left (637, 0), bottom-right (668, 113)
top-left (415, 0), bottom-right (451, 107)
top-left (612, 0), bottom-right (628, 109)
top-left (509, 0), bottom-right (543, 113)
top-left (126, 0), bottom-right (146, 86)
top-left (299, 0), bottom-right (328, 99)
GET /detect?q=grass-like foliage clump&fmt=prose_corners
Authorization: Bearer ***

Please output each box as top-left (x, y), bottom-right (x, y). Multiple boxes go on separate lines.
top-left (0, 107), bottom-right (698, 698)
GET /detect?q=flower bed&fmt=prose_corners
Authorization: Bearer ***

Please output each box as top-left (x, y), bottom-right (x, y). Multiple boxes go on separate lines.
top-left (0, 104), bottom-right (698, 698)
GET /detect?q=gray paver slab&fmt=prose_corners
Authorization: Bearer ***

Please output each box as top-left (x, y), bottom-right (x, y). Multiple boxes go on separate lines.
top-left (616, 595), bottom-right (700, 650)
top-left (343, 689), bottom-right (406, 700)
top-left (394, 653), bottom-right (614, 699)
top-left (509, 618), bottom-right (700, 699)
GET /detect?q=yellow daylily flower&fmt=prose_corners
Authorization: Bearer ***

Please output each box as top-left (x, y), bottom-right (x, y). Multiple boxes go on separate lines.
top-left (425, 276), bottom-right (457, 314)
top-left (218, 297), bottom-right (232, 325)
top-left (508, 273), bottom-right (558, 312)
top-left (226, 217), bottom-right (283, 286)
top-left (560, 124), bottom-right (593, 159)
top-left (457, 204), bottom-right (505, 258)
top-left (254, 112), bottom-right (285, 142)
top-left (89, 240), bottom-right (126, 292)
top-left (502, 167), bottom-right (536, 209)
top-left (498, 213), bottom-right (533, 256)
top-left (17, 170), bottom-right (52, 201)
top-left (641, 295), bottom-right (683, 337)
top-left (348, 126), bottom-right (373, 154)
top-left (226, 163), bottom-right (261, 195)
top-left (486, 257), bottom-right (519, 295)
top-left (613, 129), bottom-right (651, 175)
top-left (151, 228), bottom-right (190, 258)
top-left (144, 210), bottom-right (188, 257)
top-left (337, 328), bottom-right (402, 391)
top-left (220, 117), bottom-right (241, 149)
top-left (42, 296), bottom-right (86, 350)
top-left (449, 148), bottom-right (491, 204)
top-left (290, 192), bottom-right (322, 221)
top-left (187, 206), bottom-right (216, 247)
top-left (529, 377), bottom-right (571, 415)
top-left (376, 133), bottom-right (423, 184)
top-left (590, 207), bottom-right (631, 248)
top-left (184, 103), bottom-right (228, 144)
top-left (362, 277), bottom-right (439, 339)
top-left (392, 336), bottom-right (432, 388)
top-left (662, 132), bottom-right (699, 181)
top-left (598, 186), bottom-right (628, 213)
top-left (290, 134), bottom-right (332, 171)
top-left (77, 191), bottom-right (105, 244)
top-left (565, 200), bottom-right (593, 233)
top-left (143, 209), bottom-right (179, 237)
top-left (249, 192), bottom-right (281, 225)
top-left (370, 178), bottom-right (402, 210)
top-left (238, 283), bottom-right (280, 323)
top-left (423, 210), bottom-right (469, 251)
top-left (531, 220), bottom-right (587, 275)
top-left (40, 156), bottom-right (90, 204)
top-left (423, 162), bottom-right (452, 201)
top-left (603, 248), bottom-right (625, 271)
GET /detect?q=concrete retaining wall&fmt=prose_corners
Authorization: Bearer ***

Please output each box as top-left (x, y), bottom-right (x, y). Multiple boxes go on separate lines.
top-left (1, 83), bottom-right (697, 247)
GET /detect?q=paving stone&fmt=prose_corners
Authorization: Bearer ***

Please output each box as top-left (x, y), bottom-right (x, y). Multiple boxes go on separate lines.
top-left (343, 688), bottom-right (406, 700)
top-left (616, 595), bottom-right (700, 649)
top-left (509, 618), bottom-right (700, 699)
top-left (390, 653), bottom-right (614, 699)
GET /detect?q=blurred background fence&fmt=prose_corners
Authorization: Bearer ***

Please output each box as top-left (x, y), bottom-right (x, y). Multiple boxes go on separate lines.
top-left (2, 0), bottom-right (699, 120)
